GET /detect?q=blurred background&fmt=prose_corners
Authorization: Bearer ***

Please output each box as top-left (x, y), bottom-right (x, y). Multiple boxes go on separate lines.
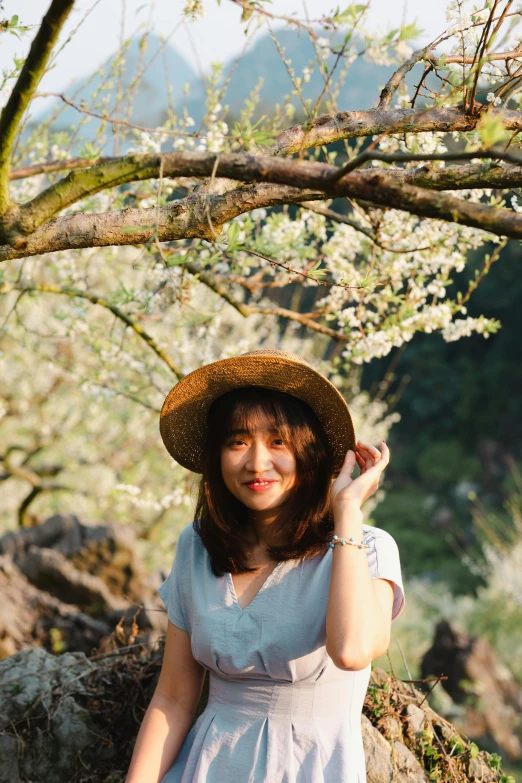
top-left (1, 1), bottom-right (521, 779)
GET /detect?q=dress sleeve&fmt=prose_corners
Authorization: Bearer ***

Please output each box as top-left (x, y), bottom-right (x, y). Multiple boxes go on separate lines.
top-left (157, 526), bottom-right (190, 631)
top-left (364, 529), bottom-right (405, 621)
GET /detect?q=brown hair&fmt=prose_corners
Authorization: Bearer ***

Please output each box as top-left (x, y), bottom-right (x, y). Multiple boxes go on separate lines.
top-left (193, 386), bottom-right (335, 576)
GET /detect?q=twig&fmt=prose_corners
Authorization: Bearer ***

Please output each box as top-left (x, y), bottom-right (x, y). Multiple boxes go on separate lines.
top-left (418, 673), bottom-right (445, 708)
top-left (396, 637), bottom-right (417, 696)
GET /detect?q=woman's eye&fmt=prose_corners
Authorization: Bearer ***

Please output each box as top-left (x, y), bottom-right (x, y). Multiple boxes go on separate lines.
top-left (273, 438), bottom-right (285, 446)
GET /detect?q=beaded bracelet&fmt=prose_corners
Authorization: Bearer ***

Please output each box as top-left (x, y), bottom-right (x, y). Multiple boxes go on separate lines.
top-left (329, 534), bottom-right (369, 550)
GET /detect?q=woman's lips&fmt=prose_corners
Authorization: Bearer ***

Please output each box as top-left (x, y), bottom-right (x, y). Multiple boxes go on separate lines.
top-left (243, 479), bottom-right (277, 492)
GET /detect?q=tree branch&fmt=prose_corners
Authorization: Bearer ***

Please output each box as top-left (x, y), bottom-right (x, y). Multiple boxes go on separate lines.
top-left (184, 260), bottom-right (348, 341)
top-left (0, 280), bottom-right (184, 379)
top-left (299, 202), bottom-right (441, 253)
top-left (15, 145), bottom-right (522, 239)
top-left (4, 151), bottom-right (522, 261)
top-left (10, 156), bottom-right (111, 180)
top-left (0, 183), bottom-right (325, 261)
top-left (334, 145), bottom-right (522, 178)
top-left (0, 0), bottom-right (75, 219)
top-left (11, 106), bottom-right (522, 187)
top-left (378, 46), bottom-right (432, 109)
top-left (270, 106), bottom-right (522, 155)
top-left (380, 161), bottom-right (522, 190)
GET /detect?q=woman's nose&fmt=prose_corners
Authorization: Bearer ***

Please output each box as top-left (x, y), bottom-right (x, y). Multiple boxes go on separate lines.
top-left (245, 442), bottom-right (272, 470)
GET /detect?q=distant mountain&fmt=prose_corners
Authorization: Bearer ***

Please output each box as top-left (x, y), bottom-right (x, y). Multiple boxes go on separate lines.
top-left (27, 28), bottom-right (429, 155)
top-left (187, 27), bottom-right (435, 130)
top-left (26, 33), bottom-right (197, 150)
top-left (187, 28), bottom-right (417, 120)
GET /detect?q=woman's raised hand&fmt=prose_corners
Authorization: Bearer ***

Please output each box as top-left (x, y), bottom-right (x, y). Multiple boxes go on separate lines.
top-left (330, 440), bottom-right (389, 511)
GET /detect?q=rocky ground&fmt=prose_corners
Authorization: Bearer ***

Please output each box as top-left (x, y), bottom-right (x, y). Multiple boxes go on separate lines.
top-left (0, 644), bottom-right (511, 783)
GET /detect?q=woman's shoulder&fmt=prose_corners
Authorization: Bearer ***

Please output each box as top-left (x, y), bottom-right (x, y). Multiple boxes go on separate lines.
top-left (176, 519), bottom-right (205, 558)
top-left (176, 519), bottom-right (198, 547)
top-left (362, 522), bottom-right (400, 548)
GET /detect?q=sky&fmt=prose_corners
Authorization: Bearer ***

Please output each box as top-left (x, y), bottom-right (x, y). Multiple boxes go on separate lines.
top-left (1, 0), bottom-right (448, 104)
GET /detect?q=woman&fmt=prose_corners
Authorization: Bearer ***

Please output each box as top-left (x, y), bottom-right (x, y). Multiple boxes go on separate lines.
top-left (126, 349), bottom-right (405, 783)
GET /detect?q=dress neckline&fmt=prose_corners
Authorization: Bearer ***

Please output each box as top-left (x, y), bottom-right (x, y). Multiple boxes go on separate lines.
top-left (227, 561), bottom-right (286, 613)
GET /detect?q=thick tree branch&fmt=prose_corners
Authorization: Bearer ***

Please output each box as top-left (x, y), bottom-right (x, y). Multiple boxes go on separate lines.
top-left (0, 183), bottom-right (324, 261)
top-left (10, 106), bottom-right (522, 187)
top-left (15, 146), bottom-right (522, 239)
top-left (12, 153), bottom-right (522, 196)
top-left (381, 161), bottom-right (522, 190)
top-left (0, 280), bottom-right (184, 379)
top-left (270, 107), bottom-right (522, 155)
top-left (19, 156), bottom-right (167, 234)
top-left (2, 152), bottom-right (522, 262)
top-left (0, 0), bottom-right (75, 219)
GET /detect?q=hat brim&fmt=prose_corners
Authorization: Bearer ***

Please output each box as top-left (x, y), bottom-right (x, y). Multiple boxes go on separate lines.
top-left (159, 353), bottom-right (356, 474)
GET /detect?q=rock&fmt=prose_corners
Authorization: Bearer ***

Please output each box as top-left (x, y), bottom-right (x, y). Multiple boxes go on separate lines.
top-left (421, 620), bottom-right (522, 761)
top-left (404, 704), bottom-right (425, 735)
top-left (362, 715), bottom-right (394, 783)
top-left (0, 734), bottom-right (21, 783)
top-left (0, 651), bottom-right (508, 783)
top-left (362, 717), bottom-right (427, 782)
top-left (0, 647), bottom-right (93, 730)
top-left (393, 740), bottom-right (428, 782)
top-left (0, 513), bottom-right (168, 659)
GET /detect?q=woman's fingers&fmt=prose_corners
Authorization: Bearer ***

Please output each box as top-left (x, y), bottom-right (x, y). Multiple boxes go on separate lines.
top-left (357, 440), bottom-right (381, 457)
top-left (355, 451), bottom-right (365, 471)
top-left (356, 443), bottom-right (377, 469)
top-left (356, 441), bottom-right (387, 471)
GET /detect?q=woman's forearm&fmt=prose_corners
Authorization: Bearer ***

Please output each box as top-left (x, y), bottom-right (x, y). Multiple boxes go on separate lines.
top-left (125, 691), bottom-right (194, 783)
top-left (325, 500), bottom-right (388, 670)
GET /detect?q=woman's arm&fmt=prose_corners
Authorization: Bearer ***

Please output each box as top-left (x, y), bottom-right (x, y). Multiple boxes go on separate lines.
top-left (125, 621), bottom-right (205, 783)
top-left (325, 499), bottom-right (394, 671)
top-left (325, 440), bottom-right (396, 671)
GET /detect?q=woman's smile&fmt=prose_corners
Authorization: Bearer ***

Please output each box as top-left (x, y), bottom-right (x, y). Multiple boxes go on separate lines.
top-left (243, 478), bottom-right (278, 492)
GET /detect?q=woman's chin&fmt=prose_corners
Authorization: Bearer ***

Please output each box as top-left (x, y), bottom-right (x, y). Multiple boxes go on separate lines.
top-left (239, 491), bottom-right (284, 511)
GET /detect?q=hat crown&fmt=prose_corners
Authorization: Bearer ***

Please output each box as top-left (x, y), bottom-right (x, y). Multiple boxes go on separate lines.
top-left (241, 349), bottom-right (311, 366)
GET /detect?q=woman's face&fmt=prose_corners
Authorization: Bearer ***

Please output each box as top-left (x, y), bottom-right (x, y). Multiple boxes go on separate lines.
top-left (220, 409), bottom-right (297, 518)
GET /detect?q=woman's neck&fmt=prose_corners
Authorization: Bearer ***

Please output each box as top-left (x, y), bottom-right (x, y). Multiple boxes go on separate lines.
top-left (246, 510), bottom-right (287, 551)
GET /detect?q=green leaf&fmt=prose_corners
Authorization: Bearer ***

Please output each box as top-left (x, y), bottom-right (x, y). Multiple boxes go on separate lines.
top-left (478, 109), bottom-right (508, 148)
top-left (10, 15), bottom-right (19, 26)
top-left (332, 4), bottom-right (367, 24)
top-left (469, 742), bottom-right (479, 759)
top-left (398, 22), bottom-right (422, 40)
top-left (489, 753), bottom-right (502, 770)
top-left (167, 252), bottom-right (190, 267)
top-left (226, 222), bottom-right (243, 250)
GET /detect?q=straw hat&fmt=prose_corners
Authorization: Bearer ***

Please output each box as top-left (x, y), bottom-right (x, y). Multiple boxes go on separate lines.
top-left (159, 349), bottom-right (356, 474)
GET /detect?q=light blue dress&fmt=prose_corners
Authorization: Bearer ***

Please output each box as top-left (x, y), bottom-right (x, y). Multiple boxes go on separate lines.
top-left (157, 521), bottom-right (405, 783)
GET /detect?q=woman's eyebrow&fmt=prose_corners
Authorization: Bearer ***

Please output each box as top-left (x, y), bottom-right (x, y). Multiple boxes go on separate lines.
top-left (228, 426), bottom-right (280, 436)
